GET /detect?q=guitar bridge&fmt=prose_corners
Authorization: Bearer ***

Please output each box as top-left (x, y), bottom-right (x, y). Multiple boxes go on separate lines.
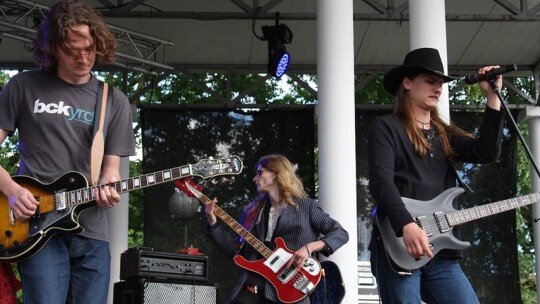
top-left (292, 275), bottom-right (315, 294)
top-left (276, 258), bottom-right (320, 295)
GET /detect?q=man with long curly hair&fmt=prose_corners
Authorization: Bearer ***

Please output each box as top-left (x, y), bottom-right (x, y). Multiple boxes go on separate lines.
top-left (0, 1), bottom-right (135, 303)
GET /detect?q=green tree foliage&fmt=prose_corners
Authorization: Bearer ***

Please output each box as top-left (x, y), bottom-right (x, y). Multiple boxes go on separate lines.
top-left (508, 78), bottom-right (536, 304)
top-left (355, 74), bottom-right (394, 105)
top-left (516, 125), bottom-right (536, 304)
top-left (0, 70), bottom-right (22, 302)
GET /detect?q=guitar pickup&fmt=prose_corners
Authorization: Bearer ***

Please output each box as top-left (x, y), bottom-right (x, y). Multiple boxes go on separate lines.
top-left (434, 211), bottom-right (450, 232)
top-left (278, 266), bottom-right (298, 283)
top-left (55, 190), bottom-right (68, 211)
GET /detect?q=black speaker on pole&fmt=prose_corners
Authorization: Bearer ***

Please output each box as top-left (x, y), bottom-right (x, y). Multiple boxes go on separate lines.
top-left (114, 278), bottom-right (218, 304)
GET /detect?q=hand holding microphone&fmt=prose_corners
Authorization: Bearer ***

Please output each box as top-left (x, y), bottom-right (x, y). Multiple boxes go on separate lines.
top-left (463, 64), bottom-right (517, 84)
top-left (464, 65), bottom-right (515, 110)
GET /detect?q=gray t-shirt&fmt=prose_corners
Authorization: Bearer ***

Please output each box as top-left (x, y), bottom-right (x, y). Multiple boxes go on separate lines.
top-left (0, 70), bottom-right (136, 242)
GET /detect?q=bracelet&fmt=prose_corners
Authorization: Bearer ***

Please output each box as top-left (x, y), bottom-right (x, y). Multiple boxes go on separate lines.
top-left (305, 245), bottom-right (311, 257)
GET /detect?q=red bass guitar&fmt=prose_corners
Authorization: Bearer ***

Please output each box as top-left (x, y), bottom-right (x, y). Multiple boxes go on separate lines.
top-left (183, 181), bottom-right (321, 304)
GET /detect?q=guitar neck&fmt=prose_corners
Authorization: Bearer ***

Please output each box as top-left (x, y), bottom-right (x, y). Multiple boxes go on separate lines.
top-left (65, 165), bottom-right (194, 207)
top-left (447, 192), bottom-right (540, 226)
top-left (198, 194), bottom-right (273, 258)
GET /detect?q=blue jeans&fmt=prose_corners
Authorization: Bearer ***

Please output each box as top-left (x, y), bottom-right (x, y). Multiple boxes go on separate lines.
top-left (370, 237), bottom-right (479, 304)
top-left (19, 234), bottom-right (111, 304)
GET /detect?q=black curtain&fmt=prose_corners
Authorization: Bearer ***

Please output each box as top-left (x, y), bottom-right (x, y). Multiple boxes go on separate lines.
top-left (140, 107), bottom-right (315, 304)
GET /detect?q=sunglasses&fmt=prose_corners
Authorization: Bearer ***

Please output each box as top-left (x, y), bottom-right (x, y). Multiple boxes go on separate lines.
top-left (256, 168), bottom-right (272, 176)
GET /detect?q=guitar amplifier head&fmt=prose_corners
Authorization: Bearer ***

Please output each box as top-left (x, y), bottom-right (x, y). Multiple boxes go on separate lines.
top-left (120, 248), bottom-right (210, 282)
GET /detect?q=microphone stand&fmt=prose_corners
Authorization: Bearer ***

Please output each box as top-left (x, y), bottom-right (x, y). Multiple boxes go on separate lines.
top-left (489, 79), bottom-right (540, 179)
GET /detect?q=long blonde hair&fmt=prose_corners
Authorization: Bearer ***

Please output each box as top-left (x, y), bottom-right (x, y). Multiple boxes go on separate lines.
top-left (243, 154), bottom-right (307, 227)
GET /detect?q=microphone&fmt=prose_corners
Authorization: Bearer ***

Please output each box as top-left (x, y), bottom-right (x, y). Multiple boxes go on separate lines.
top-left (463, 64), bottom-right (517, 84)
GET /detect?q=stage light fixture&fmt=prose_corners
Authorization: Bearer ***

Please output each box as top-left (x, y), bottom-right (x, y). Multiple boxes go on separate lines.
top-left (262, 23), bottom-right (293, 78)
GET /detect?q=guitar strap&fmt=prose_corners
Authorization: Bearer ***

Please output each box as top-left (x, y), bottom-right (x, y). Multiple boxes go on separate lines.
top-left (90, 81), bottom-right (113, 185)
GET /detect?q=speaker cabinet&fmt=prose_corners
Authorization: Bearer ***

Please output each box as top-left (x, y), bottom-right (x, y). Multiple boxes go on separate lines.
top-left (114, 278), bottom-right (218, 304)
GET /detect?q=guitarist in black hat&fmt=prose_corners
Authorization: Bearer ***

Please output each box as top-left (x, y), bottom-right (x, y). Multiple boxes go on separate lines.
top-left (368, 47), bottom-right (505, 303)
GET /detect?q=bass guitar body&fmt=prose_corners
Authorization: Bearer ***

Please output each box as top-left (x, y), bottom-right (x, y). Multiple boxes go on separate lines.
top-left (233, 237), bottom-right (322, 304)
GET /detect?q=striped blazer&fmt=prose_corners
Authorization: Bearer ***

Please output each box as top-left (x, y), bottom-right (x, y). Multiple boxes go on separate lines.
top-left (207, 197), bottom-right (349, 303)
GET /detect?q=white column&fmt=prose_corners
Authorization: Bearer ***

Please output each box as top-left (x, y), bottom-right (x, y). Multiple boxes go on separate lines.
top-left (106, 157), bottom-right (130, 304)
top-left (409, 0), bottom-right (451, 122)
top-left (317, 1), bottom-right (357, 303)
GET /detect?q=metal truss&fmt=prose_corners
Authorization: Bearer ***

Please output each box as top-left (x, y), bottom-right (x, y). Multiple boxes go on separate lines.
top-left (0, 0), bottom-right (174, 74)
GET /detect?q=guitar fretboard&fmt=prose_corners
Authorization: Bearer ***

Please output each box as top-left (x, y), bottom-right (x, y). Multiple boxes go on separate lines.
top-left (446, 192), bottom-right (540, 226)
top-left (55, 155), bottom-right (243, 209)
top-left (62, 166), bottom-right (193, 207)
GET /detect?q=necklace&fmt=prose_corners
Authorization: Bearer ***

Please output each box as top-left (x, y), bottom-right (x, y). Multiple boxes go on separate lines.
top-left (416, 119), bottom-right (431, 130)
top-left (423, 128), bottom-right (435, 140)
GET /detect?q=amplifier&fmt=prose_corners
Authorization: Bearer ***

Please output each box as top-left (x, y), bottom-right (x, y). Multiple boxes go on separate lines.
top-left (114, 278), bottom-right (218, 304)
top-left (120, 248), bottom-right (209, 282)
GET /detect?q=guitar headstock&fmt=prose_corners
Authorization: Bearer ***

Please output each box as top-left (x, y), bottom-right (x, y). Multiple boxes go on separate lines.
top-left (190, 155), bottom-right (243, 179)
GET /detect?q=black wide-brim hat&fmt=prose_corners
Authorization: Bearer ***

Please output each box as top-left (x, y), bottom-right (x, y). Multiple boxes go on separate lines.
top-left (383, 47), bottom-right (458, 96)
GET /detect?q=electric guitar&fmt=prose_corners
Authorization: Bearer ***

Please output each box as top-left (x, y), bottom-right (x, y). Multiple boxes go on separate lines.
top-left (183, 181), bottom-right (321, 304)
top-left (0, 156), bottom-right (243, 262)
top-left (376, 187), bottom-right (540, 272)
